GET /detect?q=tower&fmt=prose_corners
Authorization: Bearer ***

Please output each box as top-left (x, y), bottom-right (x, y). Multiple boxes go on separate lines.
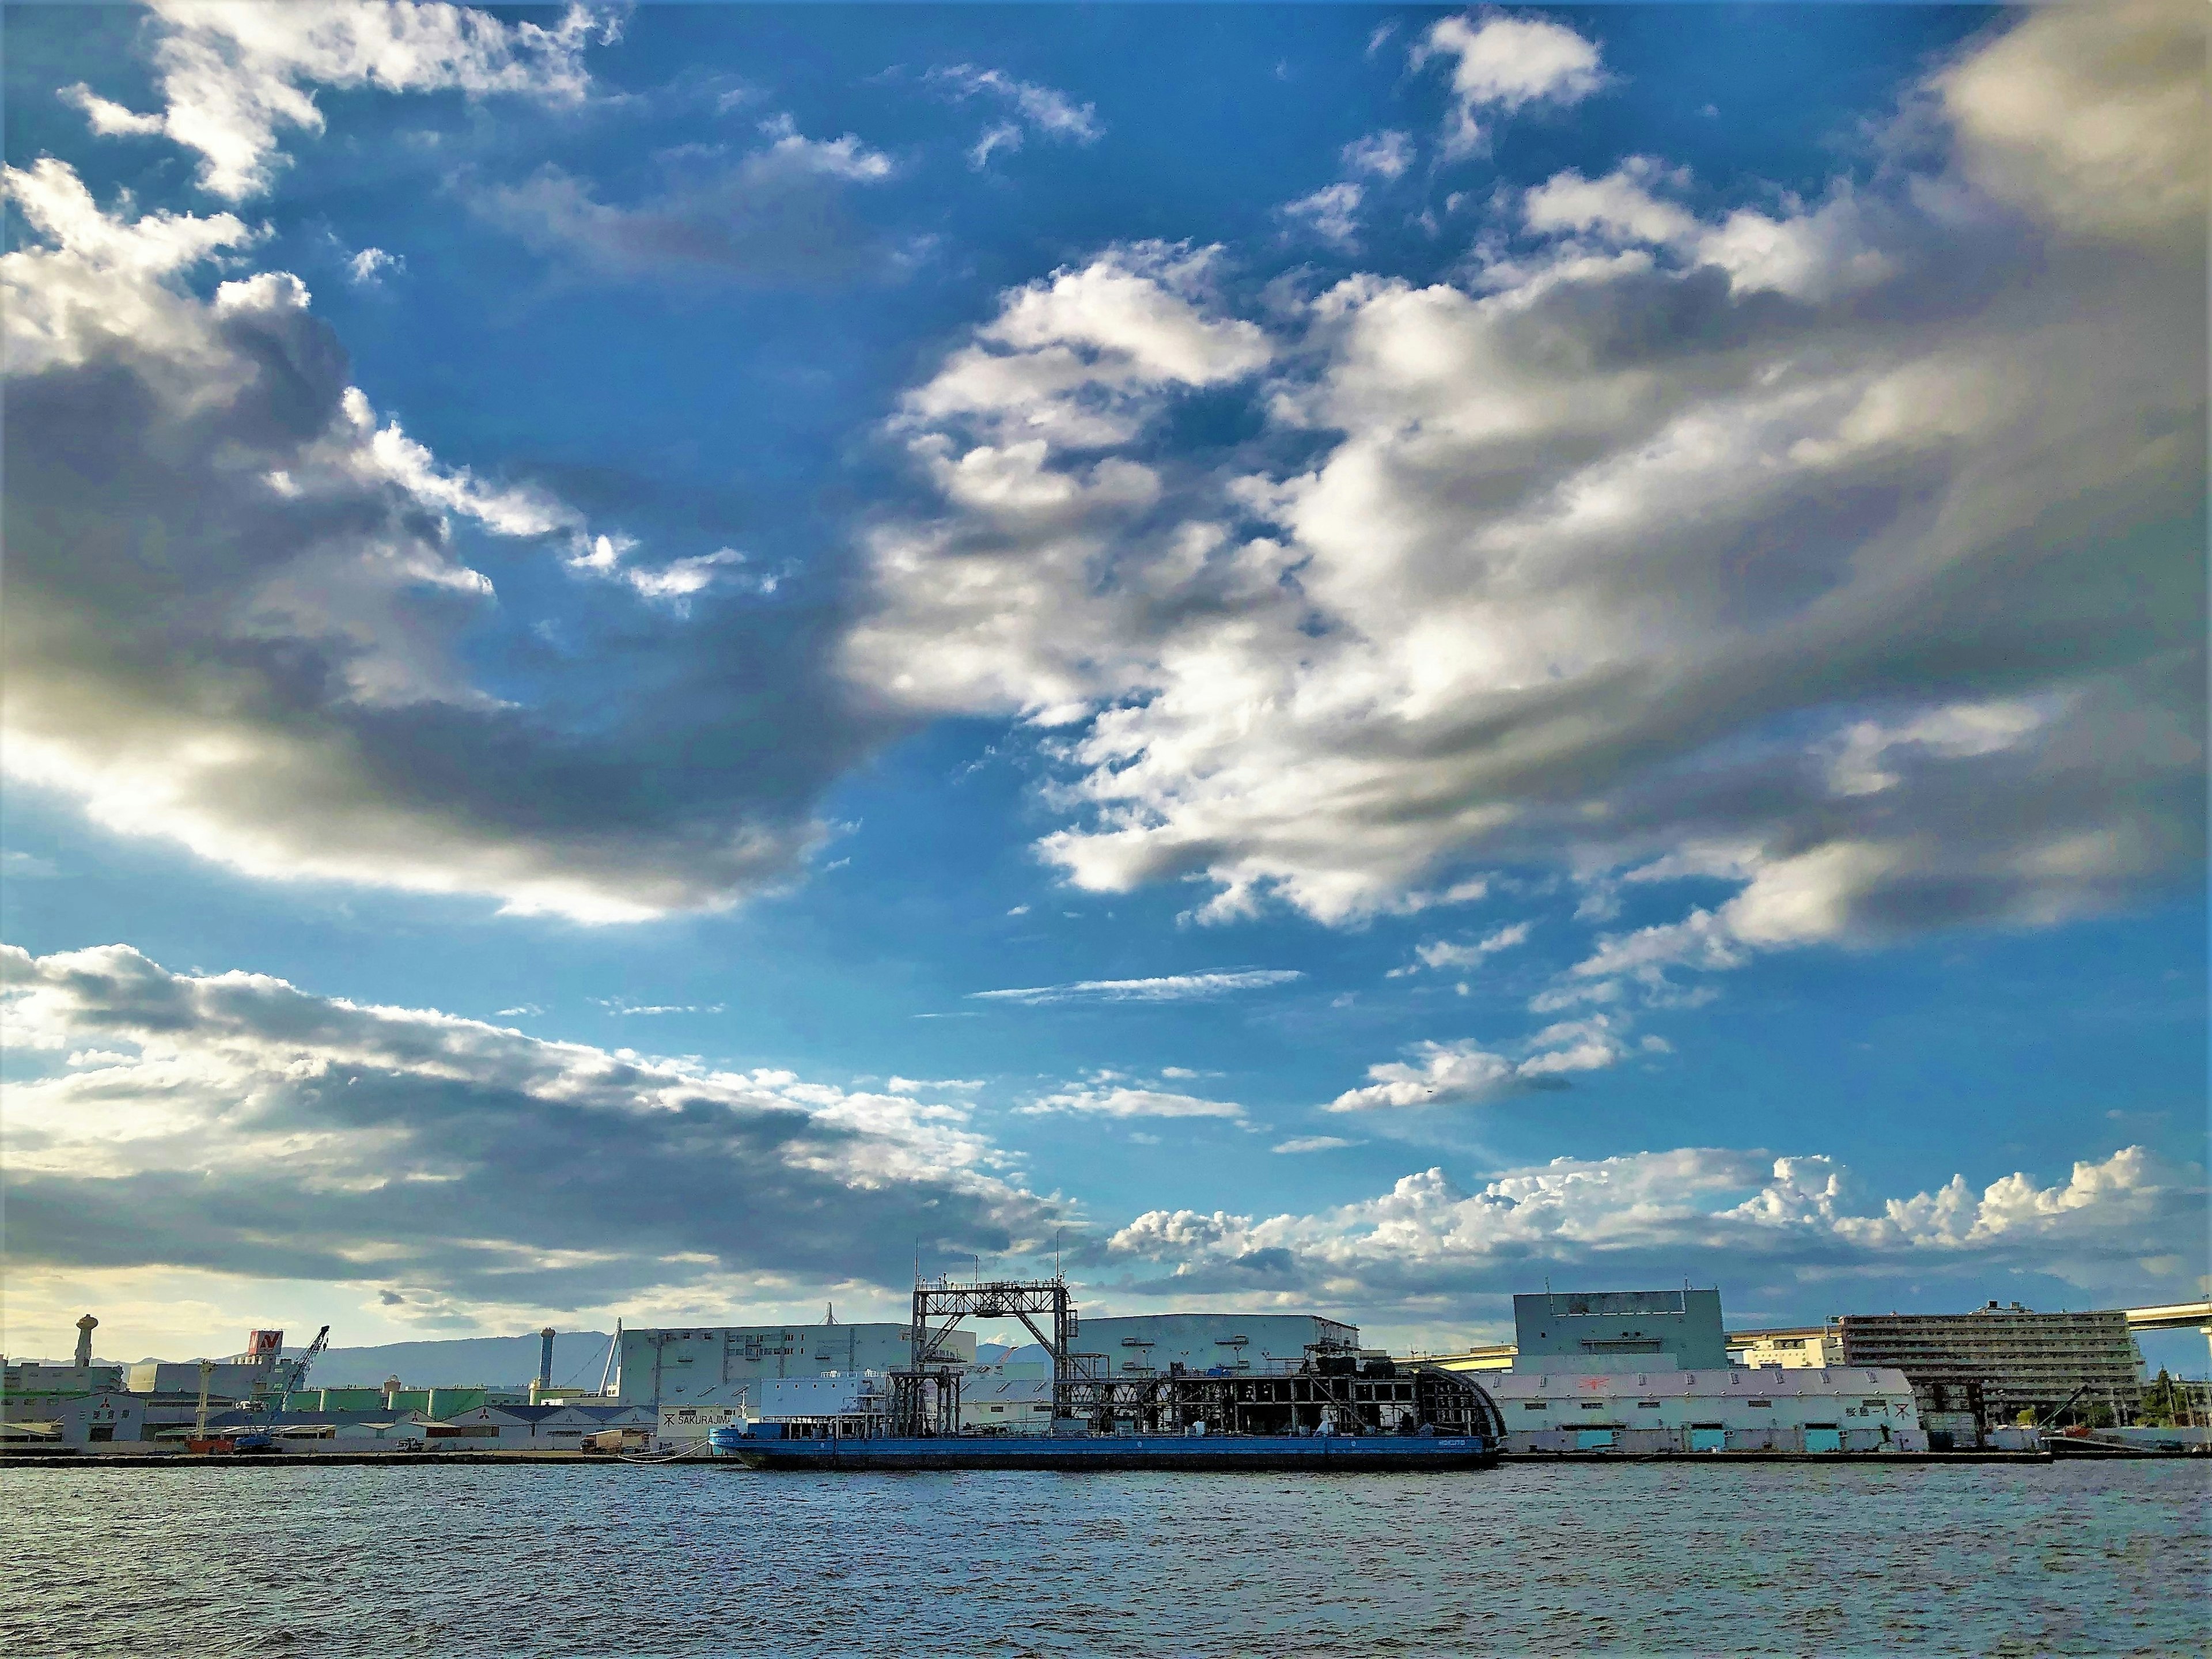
top-left (74, 1314), bottom-right (97, 1369)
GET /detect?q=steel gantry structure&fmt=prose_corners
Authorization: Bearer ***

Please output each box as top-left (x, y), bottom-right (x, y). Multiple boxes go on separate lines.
top-left (895, 1273), bottom-right (1504, 1441)
top-left (899, 1275), bottom-right (1091, 1435)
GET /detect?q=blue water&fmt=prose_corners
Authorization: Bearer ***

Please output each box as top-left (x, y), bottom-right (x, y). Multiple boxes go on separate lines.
top-left (2, 1460), bottom-right (2204, 1656)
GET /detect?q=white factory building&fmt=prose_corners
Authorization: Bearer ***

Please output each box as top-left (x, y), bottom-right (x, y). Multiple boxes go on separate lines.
top-left (618, 1321), bottom-right (976, 1413)
top-left (1080, 1314), bottom-right (1357, 1377)
top-left (1482, 1290), bottom-right (1927, 1455)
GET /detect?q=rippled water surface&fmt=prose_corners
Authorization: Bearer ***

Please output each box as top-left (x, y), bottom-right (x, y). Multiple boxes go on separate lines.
top-left (3, 1460), bottom-right (2205, 1656)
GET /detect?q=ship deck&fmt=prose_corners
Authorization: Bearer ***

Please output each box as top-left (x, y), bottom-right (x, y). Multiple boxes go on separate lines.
top-left (727, 1433), bottom-right (1497, 1471)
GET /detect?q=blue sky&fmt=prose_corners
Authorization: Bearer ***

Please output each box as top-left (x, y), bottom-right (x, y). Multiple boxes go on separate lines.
top-left (3, 2), bottom-right (2204, 1369)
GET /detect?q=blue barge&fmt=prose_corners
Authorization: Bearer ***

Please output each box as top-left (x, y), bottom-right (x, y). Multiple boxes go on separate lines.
top-left (713, 1426), bottom-right (1495, 1471)
top-left (707, 1271), bottom-right (1507, 1472)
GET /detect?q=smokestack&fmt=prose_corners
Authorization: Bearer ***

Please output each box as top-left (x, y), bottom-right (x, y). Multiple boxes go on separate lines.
top-left (74, 1315), bottom-right (97, 1369)
top-left (538, 1327), bottom-right (556, 1391)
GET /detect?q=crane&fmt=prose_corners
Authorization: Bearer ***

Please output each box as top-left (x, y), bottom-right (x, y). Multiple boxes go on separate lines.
top-left (235, 1325), bottom-right (331, 1451)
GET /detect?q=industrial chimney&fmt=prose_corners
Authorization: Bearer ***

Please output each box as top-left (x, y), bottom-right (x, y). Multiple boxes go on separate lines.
top-left (538, 1327), bottom-right (556, 1391)
top-left (74, 1314), bottom-right (97, 1369)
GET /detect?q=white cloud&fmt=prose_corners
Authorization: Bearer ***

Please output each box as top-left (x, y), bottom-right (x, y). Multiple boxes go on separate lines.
top-left (63, 0), bottom-right (604, 201)
top-left (1281, 181), bottom-right (1365, 247)
top-left (344, 245), bottom-right (404, 286)
top-left (1105, 1142), bottom-right (2203, 1314)
top-left (1021, 1082), bottom-right (1245, 1120)
top-left (969, 970), bottom-right (1302, 1006)
top-left (1342, 130), bottom-right (1415, 180)
top-left (843, 5), bottom-right (2201, 949)
top-left (1273, 1135), bottom-right (1358, 1154)
top-left (0, 941), bottom-right (1058, 1310)
top-left (1391, 921), bottom-right (1530, 976)
top-left (1414, 11), bottom-right (1605, 156)
top-left (929, 65), bottom-right (1103, 166)
top-left (1326, 1016), bottom-right (1629, 1113)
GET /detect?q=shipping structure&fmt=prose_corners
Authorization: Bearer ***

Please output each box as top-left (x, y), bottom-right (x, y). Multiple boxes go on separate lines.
top-left (713, 1275), bottom-right (1503, 1471)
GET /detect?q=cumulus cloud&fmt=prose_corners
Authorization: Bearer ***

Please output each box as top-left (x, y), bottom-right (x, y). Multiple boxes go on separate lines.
top-left (844, 5), bottom-right (2203, 950)
top-left (345, 245), bottom-right (404, 286)
top-left (927, 64), bottom-right (1103, 168)
top-left (470, 116), bottom-right (894, 284)
top-left (62, 0), bottom-right (604, 200)
top-left (1105, 1143), bottom-right (2203, 1315)
top-left (1342, 130), bottom-right (1415, 180)
top-left (1280, 181), bottom-right (1365, 248)
top-left (1391, 921), bottom-right (1530, 977)
top-left (0, 941), bottom-right (1060, 1313)
top-left (2, 160), bottom-right (889, 921)
top-left (1413, 10), bottom-right (1606, 156)
top-left (968, 970), bottom-right (1302, 1006)
top-left (1327, 1017), bottom-right (1628, 1112)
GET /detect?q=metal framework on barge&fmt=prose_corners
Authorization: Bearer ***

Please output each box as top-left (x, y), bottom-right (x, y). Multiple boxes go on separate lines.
top-left (892, 1274), bottom-right (1503, 1441)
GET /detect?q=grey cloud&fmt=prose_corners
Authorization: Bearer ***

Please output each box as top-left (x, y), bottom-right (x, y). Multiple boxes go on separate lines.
top-left (2, 160), bottom-right (896, 920)
top-left (469, 123), bottom-right (895, 285)
top-left (846, 4), bottom-right (2203, 944)
top-left (2, 942), bottom-right (1062, 1312)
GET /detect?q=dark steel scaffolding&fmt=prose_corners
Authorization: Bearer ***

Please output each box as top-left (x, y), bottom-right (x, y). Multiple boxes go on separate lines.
top-left (894, 1274), bottom-right (1503, 1440)
top-left (899, 1275), bottom-right (1086, 1436)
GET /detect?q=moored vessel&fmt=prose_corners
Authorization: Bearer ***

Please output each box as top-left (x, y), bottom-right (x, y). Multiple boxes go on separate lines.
top-left (708, 1272), bottom-right (1504, 1472)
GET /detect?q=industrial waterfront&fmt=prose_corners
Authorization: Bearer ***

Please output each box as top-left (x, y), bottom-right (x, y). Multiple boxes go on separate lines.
top-left (2, 1460), bottom-right (2200, 1657)
top-left (10, 1281), bottom-right (2205, 1464)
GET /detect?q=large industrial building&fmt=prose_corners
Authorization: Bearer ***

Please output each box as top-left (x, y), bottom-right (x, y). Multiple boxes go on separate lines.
top-left (1442, 1287), bottom-right (1928, 1454)
top-left (1078, 1314), bottom-right (1357, 1377)
top-left (1486, 1365), bottom-right (1921, 1453)
top-left (616, 1321), bottom-right (976, 1411)
top-left (1834, 1303), bottom-right (2144, 1424)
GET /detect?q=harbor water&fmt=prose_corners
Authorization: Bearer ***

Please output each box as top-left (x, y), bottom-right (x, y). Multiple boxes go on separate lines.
top-left (2, 1460), bottom-right (2203, 1656)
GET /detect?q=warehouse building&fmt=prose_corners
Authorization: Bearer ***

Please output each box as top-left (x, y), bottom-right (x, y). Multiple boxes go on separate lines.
top-left (617, 1321), bottom-right (975, 1411)
top-left (1079, 1313), bottom-right (1357, 1377)
top-left (1487, 1365), bottom-right (1923, 1453)
top-left (1835, 1303), bottom-right (2144, 1425)
top-left (1438, 1286), bottom-right (1929, 1454)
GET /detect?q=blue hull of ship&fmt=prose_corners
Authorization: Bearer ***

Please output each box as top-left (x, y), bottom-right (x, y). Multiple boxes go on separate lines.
top-left (726, 1434), bottom-right (1497, 1471)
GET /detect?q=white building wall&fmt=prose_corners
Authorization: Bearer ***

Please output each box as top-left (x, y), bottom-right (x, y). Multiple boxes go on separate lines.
top-left (618, 1323), bottom-right (975, 1409)
top-left (961, 1372), bottom-right (1054, 1430)
top-left (1, 1389), bottom-right (146, 1445)
top-left (1484, 1365), bottom-right (1925, 1453)
top-left (1078, 1314), bottom-right (1357, 1378)
top-left (126, 1361), bottom-right (267, 1398)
